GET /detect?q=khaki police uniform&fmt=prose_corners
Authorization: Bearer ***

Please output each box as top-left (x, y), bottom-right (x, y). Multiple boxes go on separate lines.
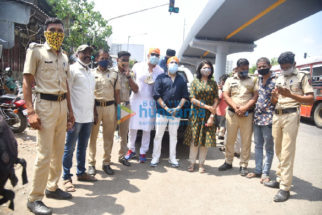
top-left (23, 42), bottom-right (69, 202)
top-left (272, 69), bottom-right (313, 191)
top-left (223, 73), bottom-right (258, 167)
top-left (88, 67), bottom-right (120, 166)
top-left (117, 70), bottom-right (132, 159)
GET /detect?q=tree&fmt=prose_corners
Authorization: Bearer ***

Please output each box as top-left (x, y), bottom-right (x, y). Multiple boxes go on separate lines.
top-left (270, 57), bottom-right (278, 66)
top-left (47, 0), bottom-right (112, 55)
top-left (249, 64), bottom-right (257, 74)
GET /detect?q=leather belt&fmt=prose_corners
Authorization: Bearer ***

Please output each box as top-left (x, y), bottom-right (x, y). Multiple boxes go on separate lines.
top-left (275, 107), bottom-right (298, 115)
top-left (228, 107), bottom-right (254, 113)
top-left (95, 100), bottom-right (115, 107)
top-left (40, 93), bottom-right (66, 102)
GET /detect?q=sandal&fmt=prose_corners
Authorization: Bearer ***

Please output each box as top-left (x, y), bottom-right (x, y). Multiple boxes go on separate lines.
top-left (199, 165), bottom-right (206, 174)
top-left (188, 164), bottom-right (195, 172)
top-left (246, 172), bottom-right (261, 179)
top-left (63, 179), bottom-right (76, 192)
top-left (260, 176), bottom-right (270, 184)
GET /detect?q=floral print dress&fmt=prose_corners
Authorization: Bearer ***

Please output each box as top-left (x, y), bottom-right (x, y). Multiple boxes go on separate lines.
top-left (184, 78), bottom-right (218, 147)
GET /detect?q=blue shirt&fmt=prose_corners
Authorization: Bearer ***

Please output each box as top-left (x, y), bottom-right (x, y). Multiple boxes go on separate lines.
top-left (153, 73), bottom-right (189, 117)
top-left (254, 73), bottom-right (276, 126)
top-left (159, 56), bottom-right (168, 73)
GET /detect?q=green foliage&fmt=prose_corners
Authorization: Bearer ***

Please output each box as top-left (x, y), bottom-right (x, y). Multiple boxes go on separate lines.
top-left (270, 57), bottom-right (278, 66)
top-left (129, 59), bottom-right (137, 69)
top-left (249, 64), bottom-right (257, 74)
top-left (47, 0), bottom-right (112, 55)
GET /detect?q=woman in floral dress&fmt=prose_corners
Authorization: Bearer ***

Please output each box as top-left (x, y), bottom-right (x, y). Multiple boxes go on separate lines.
top-left (184, 60), bottom-right (219, 173)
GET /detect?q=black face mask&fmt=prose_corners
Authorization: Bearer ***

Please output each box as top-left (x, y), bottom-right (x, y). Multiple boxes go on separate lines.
top-left (258, 68), bottom-right (270, 76)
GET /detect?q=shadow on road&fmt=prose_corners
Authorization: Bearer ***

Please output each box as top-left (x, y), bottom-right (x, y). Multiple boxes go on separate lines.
top-left (292, 176), bottom-right (322, 201)
top-left (300, 117), bottom-right (318, 127)
top-left (14, 131), bottom-right (36, 142)
top-left (53, 195), bottom-right (124, 215)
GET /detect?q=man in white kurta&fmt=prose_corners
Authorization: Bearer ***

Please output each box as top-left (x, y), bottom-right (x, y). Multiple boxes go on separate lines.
top-left (125, 48), bottom-right (164, 163)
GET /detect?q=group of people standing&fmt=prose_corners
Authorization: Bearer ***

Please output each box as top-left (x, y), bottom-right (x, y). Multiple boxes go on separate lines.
top-left (22, 17), bottom-right (313, 215)
top-left (210, 54), bottom-right (313, 203)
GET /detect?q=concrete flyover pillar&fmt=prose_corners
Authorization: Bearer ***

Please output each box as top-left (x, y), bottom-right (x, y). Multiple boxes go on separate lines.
top-left (189, 39), bottom-right (256, 82)
top-left (214, 45), bottom-right (228, 82)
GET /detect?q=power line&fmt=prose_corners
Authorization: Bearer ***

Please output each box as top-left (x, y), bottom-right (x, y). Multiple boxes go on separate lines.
top-left (107, 3), bottom-right (168, 22)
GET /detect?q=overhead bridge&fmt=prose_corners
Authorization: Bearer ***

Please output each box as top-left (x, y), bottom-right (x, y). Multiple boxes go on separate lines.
top-left (178, 0), bottom-right (322, 80)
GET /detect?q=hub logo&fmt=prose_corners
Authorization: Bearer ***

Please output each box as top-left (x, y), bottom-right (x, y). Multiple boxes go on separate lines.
top-left (117, 104), bottom-right (136, 124)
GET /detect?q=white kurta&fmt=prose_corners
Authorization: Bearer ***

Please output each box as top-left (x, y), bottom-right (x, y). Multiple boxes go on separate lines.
top-left (129, 62), bottom-right (164, 131)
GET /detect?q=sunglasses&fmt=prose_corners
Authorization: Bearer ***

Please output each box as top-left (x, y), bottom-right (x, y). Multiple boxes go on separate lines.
top-left (150, 53), bottom-right (160, 57)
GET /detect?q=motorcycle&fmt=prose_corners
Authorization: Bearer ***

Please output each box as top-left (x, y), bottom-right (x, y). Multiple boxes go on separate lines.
top-left (0, 68), bottom-right (28, 133)
top-left (0, 94), bottom-right (28, 133)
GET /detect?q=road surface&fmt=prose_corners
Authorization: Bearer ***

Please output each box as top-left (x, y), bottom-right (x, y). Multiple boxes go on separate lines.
top-left (1, 119), bottom-right (321, 215)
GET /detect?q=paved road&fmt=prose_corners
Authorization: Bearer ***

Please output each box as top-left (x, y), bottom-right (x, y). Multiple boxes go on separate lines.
top-left (1, 120), bottom-right (322, 215)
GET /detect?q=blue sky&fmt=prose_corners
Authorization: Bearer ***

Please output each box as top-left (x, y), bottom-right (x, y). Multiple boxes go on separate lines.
top-left (94, 0), bottom-right (322, 66)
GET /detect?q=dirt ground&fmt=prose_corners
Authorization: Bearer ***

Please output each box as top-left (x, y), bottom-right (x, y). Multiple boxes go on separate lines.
top-left (1, 121), bottom-right (322, 215)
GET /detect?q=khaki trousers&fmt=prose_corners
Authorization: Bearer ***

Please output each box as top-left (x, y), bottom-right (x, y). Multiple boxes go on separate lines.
top-left (88, 105), bottom-right (116, 166)
top-left (272, 111), bottom-right (300, 191)
top-left (189, 144), bottom-right (208, 165)
top-left (225, 110), bottom-right (253, 167)
top-left (28, 98), bottom-right (67, 202)
top-left (118, 104), bottom-right (130, 159)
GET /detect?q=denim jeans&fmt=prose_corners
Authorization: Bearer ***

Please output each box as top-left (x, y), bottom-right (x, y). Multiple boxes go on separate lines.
top-left (254, 124), bottom-right (274, 176)
top-left (62, 122), bottom-right (93, 180)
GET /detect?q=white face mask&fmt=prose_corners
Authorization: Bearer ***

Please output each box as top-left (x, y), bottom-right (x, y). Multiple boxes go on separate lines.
top-left (282, 67), bottom-right (294, 76)
top-left (168, 63), bottom-right (178, 74)
top-left (200, 68), bottom-right (211, 77)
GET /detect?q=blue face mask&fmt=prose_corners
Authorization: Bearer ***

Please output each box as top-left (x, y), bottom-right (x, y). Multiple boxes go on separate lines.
top-left (149, 56), bottom-right (159, 65)
top-left (168, 63), bottom-right (178, 74)
top-left (98, 60), bottom-right (108, 69)
top-left (239, 70), bottom-right (249, 79)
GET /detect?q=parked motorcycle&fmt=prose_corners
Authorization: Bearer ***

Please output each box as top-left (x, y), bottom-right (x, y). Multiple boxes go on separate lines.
top-left (0, 68), bottom-right (27, 133)
top-left (0, 95), bottom-right (27, 133)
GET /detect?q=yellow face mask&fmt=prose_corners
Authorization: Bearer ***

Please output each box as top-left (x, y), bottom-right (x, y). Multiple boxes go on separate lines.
top-left (44, 31), bottom-right (64, 51)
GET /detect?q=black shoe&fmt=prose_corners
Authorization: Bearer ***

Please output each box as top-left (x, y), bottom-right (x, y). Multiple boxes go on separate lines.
top-left (218, 136), bottom-right (224, 140)
top-left (218, 162), bottom-right (232, 171)
top-left (102, 165), bottom-right (114, 175)
top-left (119, 157), bottom-right (131, 166)
top-left (239, 167), bottom-right (248, 176)
top-left (88, 166), bottom-right (96, 176)
top-left (219, 147), bottom-right (225, 152)
top-left (45, 188), bottom-right (72, 200)
top-left (274, 190), bottom-right (290, 202)
top-left (27, 200), bottom-right (52, 215)
top-left (234, 153), bottom-right (240, 158)
top-left (264, 180), bottom-right (280, 189)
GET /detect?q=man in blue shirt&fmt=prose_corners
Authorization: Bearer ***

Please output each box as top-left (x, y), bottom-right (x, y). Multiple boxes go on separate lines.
top-left (159, 49), bottom-right (176, 73)
top-left (151, 56), bottom-right (189, 167)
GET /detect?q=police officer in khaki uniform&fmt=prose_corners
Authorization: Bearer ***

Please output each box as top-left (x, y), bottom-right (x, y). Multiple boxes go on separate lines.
top-left (264, 52), bottom-right (314, 202)
top-left (116, 51), bottom-right (138, 166)
top-left (88, 49), bottom-right (120, 176)
top-left (219, 58), bottom-right (258, 176)
top-left (23, 18), bottom-right (74, 215)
